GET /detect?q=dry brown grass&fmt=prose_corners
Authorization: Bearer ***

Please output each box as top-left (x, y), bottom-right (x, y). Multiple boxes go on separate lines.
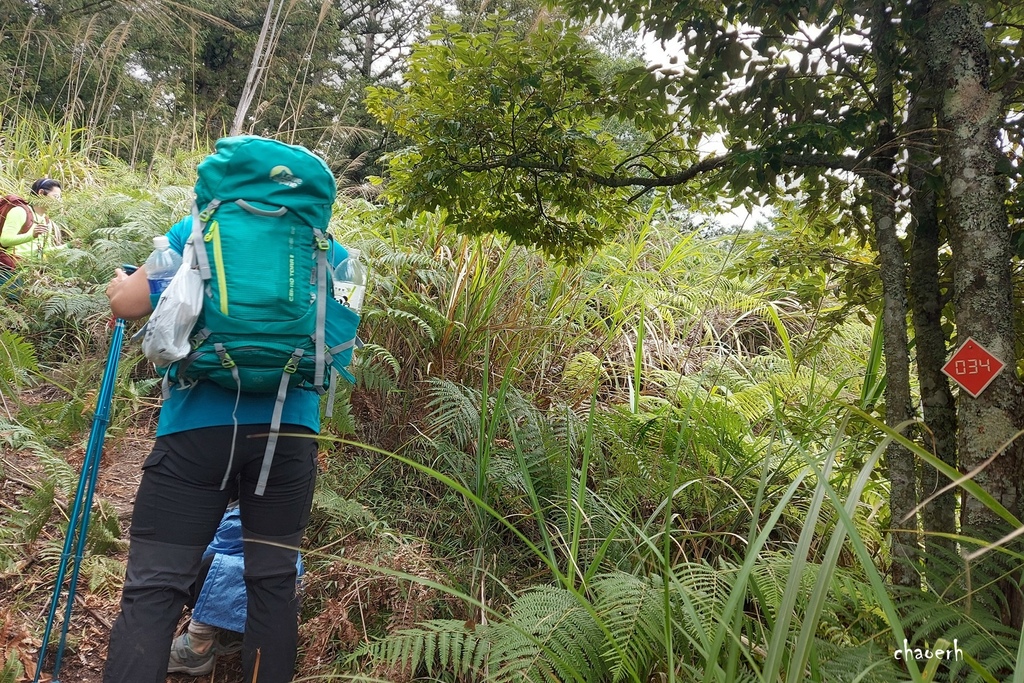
top-left (298, 538), bottom-right (445, 681)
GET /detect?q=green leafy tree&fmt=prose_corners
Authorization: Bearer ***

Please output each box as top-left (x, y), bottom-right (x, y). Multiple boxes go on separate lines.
top-left (368, 0), bottom-right (1024, 610)
top-left (366, 18), bottom-right (673, 260)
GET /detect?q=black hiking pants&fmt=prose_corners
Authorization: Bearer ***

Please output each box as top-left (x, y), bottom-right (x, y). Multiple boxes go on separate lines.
top-left (103, 424), bottom-right (317, 683)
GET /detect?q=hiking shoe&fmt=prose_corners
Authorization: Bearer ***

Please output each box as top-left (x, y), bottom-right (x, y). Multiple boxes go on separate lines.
top-left (215, 629), bottom-right (243, 656)
top-left (168, 633), bottom-right (216, 675)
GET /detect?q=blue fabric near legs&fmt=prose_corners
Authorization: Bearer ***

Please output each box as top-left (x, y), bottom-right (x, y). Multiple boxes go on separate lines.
top-left (0, 267), bottom-right (23, 300)
top-left (193, 508), bottom-right (305, 634)
top-left (102, 423), bottom-right (317, 683)
top-left (193, 554), bottom-right (247, 632)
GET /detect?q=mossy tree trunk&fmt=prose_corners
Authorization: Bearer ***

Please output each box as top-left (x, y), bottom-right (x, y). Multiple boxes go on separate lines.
top-left (929, 0), bottom-right (1024, 625)
top-left (870, 0), bottom-right (919, 589)
top-left (906, 0), bottom-right (958, 577)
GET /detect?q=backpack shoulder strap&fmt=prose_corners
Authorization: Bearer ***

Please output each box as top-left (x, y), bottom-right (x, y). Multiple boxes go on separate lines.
top-left (190, 199), bottom-right (221, 280)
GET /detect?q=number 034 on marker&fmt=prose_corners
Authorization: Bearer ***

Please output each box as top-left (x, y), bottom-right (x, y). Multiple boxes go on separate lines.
top-left (941, 338), bottom-right (1005, 399)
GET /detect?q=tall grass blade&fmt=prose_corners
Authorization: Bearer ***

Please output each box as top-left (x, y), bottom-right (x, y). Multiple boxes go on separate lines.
top-left (849, 408), bottom-right (1020, 528)
top-left (859, 315), bottom-right (886, 410)
top-left (787, 415), bottom-right (921, 683)
top-left (761, 418), bottom-right (845, 681)
top-left (1012, 626), bottom-right (1024, 683)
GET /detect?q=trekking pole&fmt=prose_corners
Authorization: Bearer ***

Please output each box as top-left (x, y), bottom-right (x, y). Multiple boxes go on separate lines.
top-left (33, 317), bottom-right (126, 683)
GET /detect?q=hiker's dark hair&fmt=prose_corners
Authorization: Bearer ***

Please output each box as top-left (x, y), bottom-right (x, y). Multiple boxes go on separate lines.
top-left (30, 178), bottom-right (62, 196)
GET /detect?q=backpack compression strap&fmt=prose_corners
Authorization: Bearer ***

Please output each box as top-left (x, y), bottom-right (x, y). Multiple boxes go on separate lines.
top-left (214, 342), bottom-right (244, 493)
top-left (256, 348), bottom-right (305, 495)
top-left (313, 229), bottom-right (329, 390)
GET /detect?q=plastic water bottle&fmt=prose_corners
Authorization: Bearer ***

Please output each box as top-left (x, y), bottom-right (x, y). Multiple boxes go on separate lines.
top-left (145, 235), bottom-right (182, 298)
top-left (333, 248), bottom-right (367, 311)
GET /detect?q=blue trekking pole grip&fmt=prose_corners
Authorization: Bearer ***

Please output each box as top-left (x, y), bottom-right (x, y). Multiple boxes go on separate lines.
top-left (33, 317), bottom-right (126, 683)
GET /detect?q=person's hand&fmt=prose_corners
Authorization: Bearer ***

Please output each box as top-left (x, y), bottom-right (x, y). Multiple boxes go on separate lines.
top-left (32, 222), bottom-right (49, 236)
top-left (106, 265), bottom-right (154, 320)
top-left (106, 268), bottom-right (131, 301)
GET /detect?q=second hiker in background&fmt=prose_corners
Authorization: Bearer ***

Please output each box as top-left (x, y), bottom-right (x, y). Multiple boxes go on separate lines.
top-left (0, 178), bottom-right (63, 283)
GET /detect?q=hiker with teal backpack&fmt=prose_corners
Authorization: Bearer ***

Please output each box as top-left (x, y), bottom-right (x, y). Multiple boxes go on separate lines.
top-left (102, 136), bottom-right (360, 683)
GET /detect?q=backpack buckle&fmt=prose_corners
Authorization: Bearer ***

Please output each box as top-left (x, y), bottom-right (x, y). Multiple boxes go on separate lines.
top-left (198, 200), bottom-right (221, 223)
top-left (284, 349), bottom-right (304, 374)
top-left (316, 236), bottom-right (330, 251)
top-left (215, 347), bottom-right (235, 369)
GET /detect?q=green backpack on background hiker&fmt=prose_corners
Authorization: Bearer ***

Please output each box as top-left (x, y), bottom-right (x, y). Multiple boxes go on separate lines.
top-left (148, 135), bottom-right (361, 494)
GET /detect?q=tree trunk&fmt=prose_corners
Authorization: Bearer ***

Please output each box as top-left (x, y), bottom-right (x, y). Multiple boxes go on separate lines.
top-left (905, 3), bottom-right (958, 576)
top-left (871, 0), bottom-right (919, 589)
top-left (232, 0), bottom-right (281, 136)
top-left (908, 160), bottom-right (959, 567)
top-left (929, 0), bottom-right (1024, 625)
top-left (362, 5), bottom-right (377, 79)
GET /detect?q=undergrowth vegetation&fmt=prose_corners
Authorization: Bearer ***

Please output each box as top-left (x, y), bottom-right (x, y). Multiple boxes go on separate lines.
top-left (2, 132), bottom-right (1023, 683)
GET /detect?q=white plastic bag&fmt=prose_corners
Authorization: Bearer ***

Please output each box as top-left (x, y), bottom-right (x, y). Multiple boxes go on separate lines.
top-left (142, 240), bottom-right (203, 366)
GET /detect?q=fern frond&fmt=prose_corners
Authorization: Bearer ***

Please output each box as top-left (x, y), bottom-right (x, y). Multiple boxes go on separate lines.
top-left (40, 288), bottom-right (107, 321)
top-left (365, 307), bottom-right (437, 342)
top-left (489, 585), bottom-right (608, 683)
top-left (38, 450), bottom-right (79, 499)
top-left (0, 331), bottom-right (39, 388)
top-left (424, 379), bottom-right (483, 450)
top-left (592, 572), bottom-right (667, 681)
top-left (725, 382), bottom-right (776, 424)
top-left (0, 418), bottom-right (50, 458)
top-left (82, 554), bottom-right (126, 597)
top-left (310, 487), bottom-right (378, 544)
top-left (359, 343), bottom-right (401, 379)
top-left (362, 619), bottom-right (484, 678)
top-left (898, 570), bottom-right (1020, 682)
top-left (671, 562), bottom-right (733, 640)
top-left (86, 499), bottom-right (126, 554)
top-left (814, 640), bottom-right (904, 682)
top-left (6, 480), bottom-right (56, 547)
top-left (1, 651), bottom-right (23, 683)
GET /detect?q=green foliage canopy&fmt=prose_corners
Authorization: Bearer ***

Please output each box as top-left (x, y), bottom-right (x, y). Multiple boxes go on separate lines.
top-left (368, 2), bottom-right (1022, 263)
top-left (366, 18), bottom-right (690, 261)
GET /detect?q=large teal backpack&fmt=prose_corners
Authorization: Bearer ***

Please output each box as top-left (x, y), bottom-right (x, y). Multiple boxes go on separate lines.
top-left (163, 135), bottom-right (360, 494)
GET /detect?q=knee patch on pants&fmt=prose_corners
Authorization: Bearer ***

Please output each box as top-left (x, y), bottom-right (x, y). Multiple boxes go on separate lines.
top-left (123, 536), bottom-right (206, 593)
top-left (242, 528), bottom-right (303, 579)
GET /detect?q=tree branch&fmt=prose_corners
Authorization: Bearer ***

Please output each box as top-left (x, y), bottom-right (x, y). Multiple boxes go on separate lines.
top-left (454, 149), bottom-right (862, 189)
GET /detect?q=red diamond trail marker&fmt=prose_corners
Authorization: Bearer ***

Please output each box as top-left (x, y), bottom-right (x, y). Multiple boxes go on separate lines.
top-left (941, 338), bottom-right (1005, 398)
